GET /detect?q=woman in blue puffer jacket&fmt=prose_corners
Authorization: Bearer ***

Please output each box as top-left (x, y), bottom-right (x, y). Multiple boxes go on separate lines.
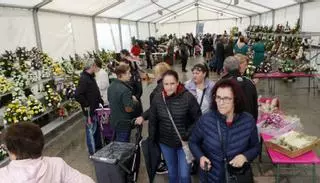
top-left (189, 79), bottom-right (260, 183)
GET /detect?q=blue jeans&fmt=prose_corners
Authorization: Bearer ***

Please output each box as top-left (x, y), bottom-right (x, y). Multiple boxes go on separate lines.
top-left (86, 115), bottom-right (102, 155)
top-left (160, 143), bottom-right (191, 183)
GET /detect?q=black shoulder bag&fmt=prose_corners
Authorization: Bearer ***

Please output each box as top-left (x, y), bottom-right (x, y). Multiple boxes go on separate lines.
top-left (199, 88), bottom-right (206, 108)
top-left (216, 121), bottom-right (254, 183)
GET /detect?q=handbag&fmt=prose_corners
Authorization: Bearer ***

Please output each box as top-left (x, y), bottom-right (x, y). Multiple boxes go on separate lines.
top-left (162, 93), bottom-right (195, 164)
top-left (216, 121), bottom-right (254, 183)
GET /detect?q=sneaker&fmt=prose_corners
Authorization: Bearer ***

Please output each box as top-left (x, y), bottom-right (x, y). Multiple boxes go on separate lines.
top-left (156, 161), bottom-right (168, 175)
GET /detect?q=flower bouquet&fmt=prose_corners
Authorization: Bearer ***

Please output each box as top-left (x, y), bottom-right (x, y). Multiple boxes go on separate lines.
top-left (244, 60), bottom-right (256, 78)
top-left (0, 50), bottom-right (16, 77)
top-left (0, 76), bottom-right (14, 95)
top-left (44, 85), bottom-right (62, 108)
top-left (61, 60), bottom-right (74, 75)
top-left (15, 47), bottom-right (31, 72)
top-left (0, 144), bottom-right (8, 161)
top-left (51, 63), bottom-right (65, 76)
top-left (26, 95), bottom-right (46, 117)
top-left (4, 98), bottom-right (33, 124)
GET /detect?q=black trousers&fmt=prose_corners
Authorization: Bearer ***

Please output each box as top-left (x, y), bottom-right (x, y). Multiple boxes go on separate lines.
top-left (146, 57), bottom-right (152, 69)
top-left (181, 57), bottom-right (188, 71)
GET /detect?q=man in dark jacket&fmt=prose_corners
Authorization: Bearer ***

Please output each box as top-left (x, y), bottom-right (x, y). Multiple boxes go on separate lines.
top-left (215, 37), bottom-right (225, 75)
top-left (180, 40), bottom-right (189, 72)
top-left (221, 56), bottom-right (258, 121)
top-left (75, 59), bottom-right (103, 155)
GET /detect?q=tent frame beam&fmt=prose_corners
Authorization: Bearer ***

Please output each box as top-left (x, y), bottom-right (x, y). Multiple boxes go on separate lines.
top-left (212, 0), bottom-right (259, 14)
top-left (164, 17), bottom-right (238, 24)
top-left (152, 2), bottom-right (195, 23)
top-left (199, 1), bottom-right (248, 17)
top-left (120, 1), bottom-right (156, 19)
top-left (245, 0), bottom-right (273, 11)
top-left (198, 3), bottom-right (242, 18)
top-left (198, 6), bottom-right (236, 19)
top-left (32, 0), bottom-right (53, 51)
top-left (137, 0), bottom-right (183, 22)
top-left (93, 0), bottom-right (125, 16)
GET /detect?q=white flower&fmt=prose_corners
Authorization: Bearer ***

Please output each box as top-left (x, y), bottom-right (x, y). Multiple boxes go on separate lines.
top-left (23, 117), bottom-right (28, 121)
top-left (48, 103), bottom-right (52, 107)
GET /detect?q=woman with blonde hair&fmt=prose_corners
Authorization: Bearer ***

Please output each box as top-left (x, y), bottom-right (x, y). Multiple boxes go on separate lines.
top-left (234, 54), bottom-right (249, 76)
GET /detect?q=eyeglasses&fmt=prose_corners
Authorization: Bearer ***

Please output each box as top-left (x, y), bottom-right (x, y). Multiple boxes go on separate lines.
top-left (215, 95), bottom-right (233, 104)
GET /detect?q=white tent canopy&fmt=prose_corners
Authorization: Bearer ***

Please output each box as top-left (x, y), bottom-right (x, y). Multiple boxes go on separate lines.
top-left (0, 0), bottom-right (319, 59)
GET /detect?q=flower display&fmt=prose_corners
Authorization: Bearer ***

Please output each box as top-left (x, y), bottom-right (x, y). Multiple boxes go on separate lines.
top-left (61, 60), bottom-right (74, 75)
top-left (44, 85), bottom-right (62, 108)
top-left (0, 144), bottom-right (8, 161)
top-left (256, 61), bottom-right (272, 73)
top-left (61, 83), bottom-right (76, 100)
top-left (51, 63), bottom-right (65, 76)
top-left (26, 95), bottom-right (46, 117)
top-left (41, 66), bottom-right (52, 79)
top-left (11, 87), bottom-right (25, 100)
top-left (0, 76), bottom-right (14, 95)
top-left (63, 100), bottom-right (81, 115)
top-left (244, 60), bottom-right (256, 78)
top-left (12, 70), bottom-right (29, 89)
top-left (4, 98), bottom-right (33, 124)
top-left (279, 59), bottom-right (294, 73)
top-left (0, 50), bottom-right (15, 77)
top-left (15, 47), bottom-right (30, 72)
top-left (70, 54), bottom-right (85, 70)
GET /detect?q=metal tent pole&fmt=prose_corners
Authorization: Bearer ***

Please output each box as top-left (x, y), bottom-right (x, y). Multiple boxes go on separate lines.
top-left (92, 17), bottom-right (99, 51)
top-left (118, 19), bottom-right (123, 50)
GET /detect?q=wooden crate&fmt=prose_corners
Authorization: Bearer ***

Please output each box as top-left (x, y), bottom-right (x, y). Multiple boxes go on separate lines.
top-left (265, 139), bottom-right (320, 158)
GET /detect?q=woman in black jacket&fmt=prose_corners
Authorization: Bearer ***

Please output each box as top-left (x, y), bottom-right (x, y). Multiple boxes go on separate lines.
top-left (149, 70), bottom-right (201, 183)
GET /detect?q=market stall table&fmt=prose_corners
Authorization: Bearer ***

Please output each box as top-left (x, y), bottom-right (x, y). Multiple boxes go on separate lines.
top-left (261, 133), bottom-right (320, 183)
top-left (254, 72), bottom-right (317, 95)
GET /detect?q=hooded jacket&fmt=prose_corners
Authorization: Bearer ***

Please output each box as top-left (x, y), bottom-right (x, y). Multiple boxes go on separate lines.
top-left (0, 157), bottom-right (94, 183)
top-left (149, 84), bottom-right (201, 148)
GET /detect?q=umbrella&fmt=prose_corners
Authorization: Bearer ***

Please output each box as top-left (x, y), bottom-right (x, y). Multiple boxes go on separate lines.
top-left (141, 137), bottom-right (161, 183)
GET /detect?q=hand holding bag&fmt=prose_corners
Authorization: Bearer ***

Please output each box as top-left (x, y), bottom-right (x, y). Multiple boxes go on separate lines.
top-left (162, 93), bottom-right (195, 164)
top-left (216, 120), bottom-right (254, 183)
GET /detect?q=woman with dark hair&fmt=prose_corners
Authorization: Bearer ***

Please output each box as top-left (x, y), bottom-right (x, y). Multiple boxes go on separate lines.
top-left (185, 63), bottom-right (215, 114)
top-left (189, 79), bottom-right (260, 183)
top-left (0, 122), bottom-right (94, 183)
top-left (108, 63), bottom-right (141, 142)
top-left (252, 37), bottom-right (265, 67)
top-left (149, 70), bottom-right (201, 183)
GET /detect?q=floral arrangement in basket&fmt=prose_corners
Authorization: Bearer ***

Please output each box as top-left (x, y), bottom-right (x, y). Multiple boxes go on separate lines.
top-left (3, 98), bottom-right (33, 124)
top-left (0, 76), bottom-right (14, 95)
top-left (26, 95), bottom-right (46, 117)
top-left (44, 85), bottom-right (62, 108)
top-left (0, 144), bottom-right (8, 161)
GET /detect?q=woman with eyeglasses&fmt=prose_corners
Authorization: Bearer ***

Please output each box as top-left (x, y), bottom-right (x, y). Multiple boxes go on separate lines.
top-left (189, 79), bottom-right (260, 183)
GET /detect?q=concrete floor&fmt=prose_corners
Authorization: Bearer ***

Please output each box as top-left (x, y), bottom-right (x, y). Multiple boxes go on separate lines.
top-left (43, 57), bottom-right (320, 183)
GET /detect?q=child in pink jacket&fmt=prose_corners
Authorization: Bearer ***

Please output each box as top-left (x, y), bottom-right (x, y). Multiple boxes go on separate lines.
top-left (0, 122), bottom-right (94, 183)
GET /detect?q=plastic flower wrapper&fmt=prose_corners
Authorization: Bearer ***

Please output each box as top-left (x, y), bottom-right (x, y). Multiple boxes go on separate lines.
top-left (61, 60), bottom-right (74, 75)
top-left (4, 98), bottom-right (33, 125)
top-left (27, 95), bottom-right (46, 116)
top-left (44, 85), bottom-right (62, 108)
top-left (258, 97), bottom-right (279, 114)
top-left (51, 63), bottom-right (65, 76)
top-left (0, 76), bottom-right (14, 95)
top-left (0, 144), bottom-right (8, 161)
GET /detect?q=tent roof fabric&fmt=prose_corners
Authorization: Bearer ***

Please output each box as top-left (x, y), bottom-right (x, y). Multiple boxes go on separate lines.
top-left (0, 0), bottom-right (301, 23)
